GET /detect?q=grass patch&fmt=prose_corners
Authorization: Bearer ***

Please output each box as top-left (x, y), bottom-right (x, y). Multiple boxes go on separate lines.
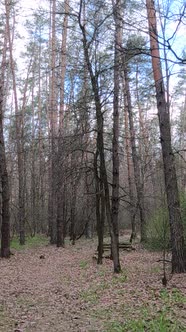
top-left (16, 294), bottom-right (36, 309)
top-left (0, 305), bottom-right (14, 332)
top-left (80, 289), bottom-right (99, 304)
top-left (92, 308), bottom-right (112, 320)
top-left (105, 312), bottom-right (186, 331)
top-left (10, 234), bottom-right (48, 250)
top-left (151, 266), bottom-right (162, 273)
top-left (80, 278), bottom-right (111, 304)
top-left (124, 309), bottom-right (185, 331)
top-left (102, 288), bottom-right (186, 331)
top-left (112, 272), bottom-right (127, 284)
top-left (79, 260), bottom-right (89, 269)
top-left (159, 288), bottom-right (186, 304)
top-left (97, 268), bottom-right (107, 277)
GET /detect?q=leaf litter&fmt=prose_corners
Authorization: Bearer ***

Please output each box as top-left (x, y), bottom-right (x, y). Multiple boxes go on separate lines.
top-left (0, 239), bottom-right (185, 331)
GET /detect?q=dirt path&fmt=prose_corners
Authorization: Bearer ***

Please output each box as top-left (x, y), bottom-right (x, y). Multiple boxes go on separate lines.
top-left (0, 240), bottom-right (186, 331)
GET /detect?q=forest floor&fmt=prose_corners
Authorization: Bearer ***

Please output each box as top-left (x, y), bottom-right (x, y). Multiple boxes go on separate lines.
top-left (0, 236), bottom-right (186, 332)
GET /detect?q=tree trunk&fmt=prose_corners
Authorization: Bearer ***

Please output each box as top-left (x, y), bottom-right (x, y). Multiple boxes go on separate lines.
top-left (31, 80), bottom-right (36, 236)
top-left (146, 0), bottom-right (185, 273)
top-left (123, 64), bottom-right (147, 242)
top-left (79, 1), bottom-right (121, 272)
top-left (111, 0), bottom-right (122, 264)
top-left (37, 26), bottom-right (44, 234)
top-left (94, 152), bottom-right (105, 264)
top-left (56, 0), bottom-right (69, 247)
top-left (5, 0), bottom-right (25, 245)
top-left (48, 0), bottom-right (57, 244)
top-left (123, 90), bottom-right (136, 242)
top-left (69, 170), bottom-right (78, 246)
top-left (135, 63), bottom-right (149, 182)
top-left (56, 184), bottom-right (65, 247)
top-left (0, 31), bottom-right (10, 258)
top-left (83, 7), bottom-right (93, 240)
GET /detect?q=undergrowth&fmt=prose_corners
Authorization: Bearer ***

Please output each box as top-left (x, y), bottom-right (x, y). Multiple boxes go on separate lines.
top-left (10, 234), bottom-right (48, 250)
top-left (104, 288), bottom-right (186, 331)
top-left (146, 193), bottom-right (186, 251)
top-left (105, 314), bottom-right (186, 332)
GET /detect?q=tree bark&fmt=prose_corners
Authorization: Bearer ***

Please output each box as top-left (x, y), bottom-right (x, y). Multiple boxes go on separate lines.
top-left (0, 30), bottom-right (10, 258)
top-left (146, 0), bottom-right (185, 273)
top-left (31, 81), bottom-right (36, 235)
top-left (5, 0), bottom-right (25, 245)
top-left (111, 0), bottom-right (122, 264)
top-left (48, 0), bottom-right (57, 244)
top-left (94, 152), bottom-right (105, 264)
top-left (56, 0), bottom-right (69, 247)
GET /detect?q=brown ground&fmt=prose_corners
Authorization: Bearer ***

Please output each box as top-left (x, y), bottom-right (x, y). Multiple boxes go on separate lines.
top-left (0, 239), bottom-right (186, 332)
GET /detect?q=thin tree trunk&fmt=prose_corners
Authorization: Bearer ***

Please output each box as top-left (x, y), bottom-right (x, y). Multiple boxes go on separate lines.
top-left (48, 0), bottom-right (57, 244)
top-left (146, 0), bottom-right (185, 273)
top-left (82, 4), bottom-right (93, 239)
top-left (0, 30), bottom-right (10, 258)
top-left (135, 64), bottom-right (149, 179)
top-left (123, 93), bottom-right (136, 242)
top-left (94, 152), bottom-right (105, 264)
top-left (69, 153), bottom-right (78, 245)
top-left (56, 0), bottom-right (69, 247)
top-left (111, 0), bottom-right (122, 264)
top-left (37, 26), bottom-right (45, 233)
top-left (59, 0), bottom-right (69, 129)
top-left (5, 0), bottom-right (25, 245)
top-left (123, 64), bottom-right (147, 242)
top-left (31, 81), bottom-right (36, 235)
top-left (79, 1), bottom-right (121, 272)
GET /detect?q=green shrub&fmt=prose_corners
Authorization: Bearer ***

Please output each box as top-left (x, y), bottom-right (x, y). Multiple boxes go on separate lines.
top-left (146, 193), bottom-right (186, 251)
top-left (146, 207), bottom-right (170, 250)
